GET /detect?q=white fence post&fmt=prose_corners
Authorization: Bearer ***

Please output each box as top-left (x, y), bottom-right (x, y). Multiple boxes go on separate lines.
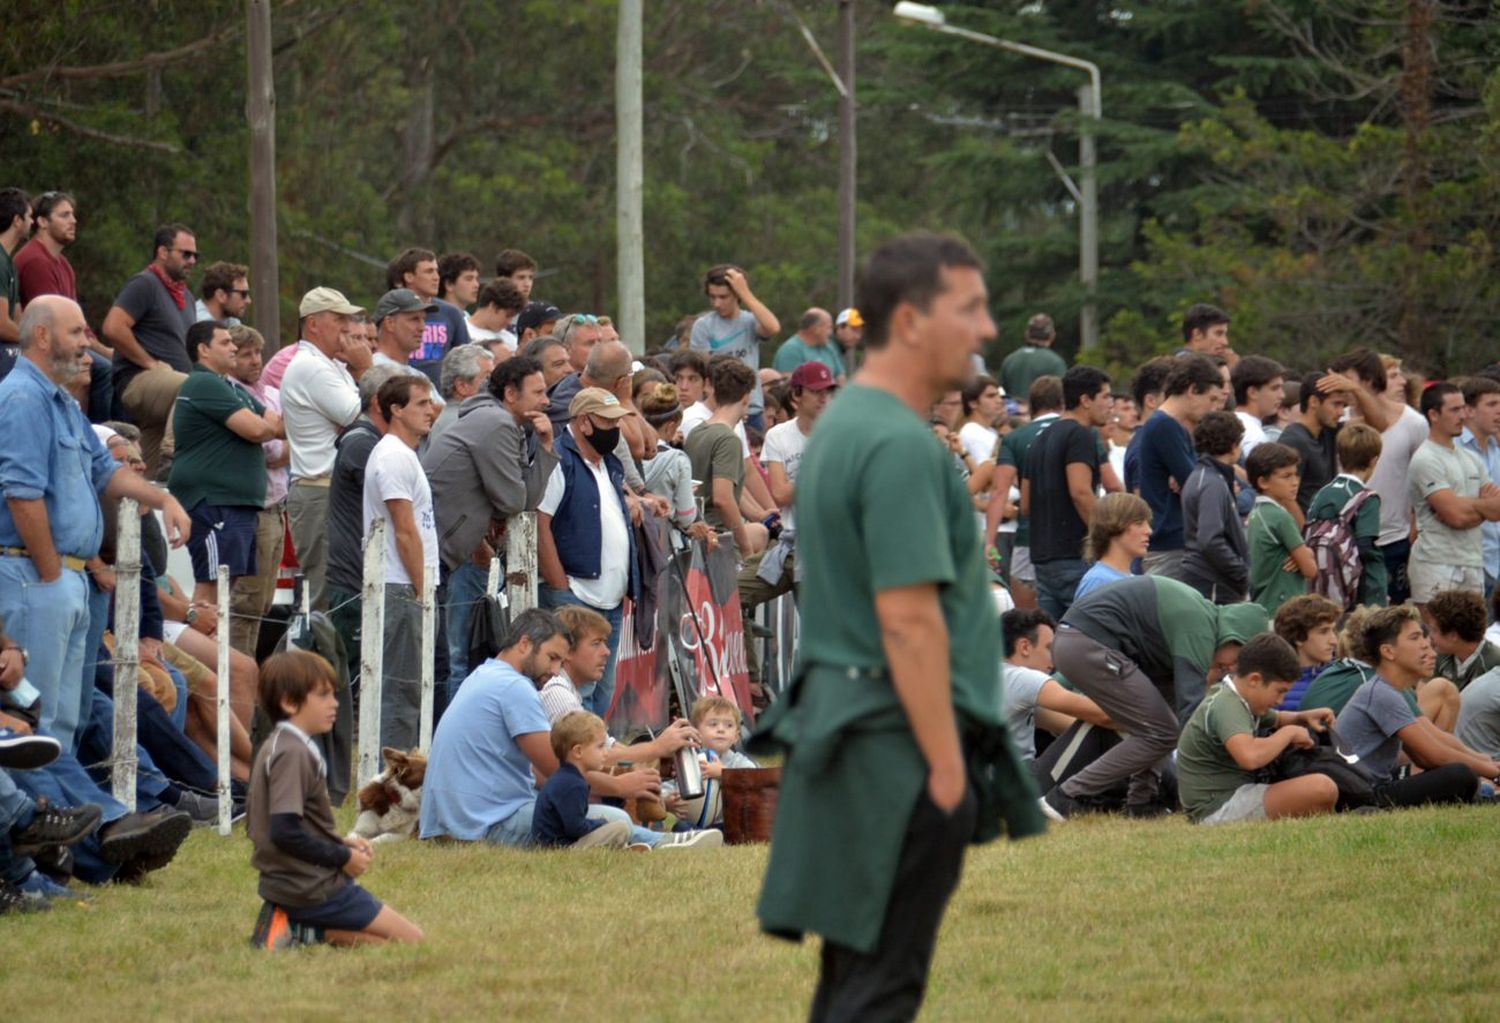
top-left (111, 498), bottom-right (141, 811)
top-left (216, 565), bottom-right (233, 835)
top-left (418, 562), bottom-right (436, 751)
top-left (358, 518), bottom-right (386, 785)
top-left (506, 511), bottom-right (538, 615)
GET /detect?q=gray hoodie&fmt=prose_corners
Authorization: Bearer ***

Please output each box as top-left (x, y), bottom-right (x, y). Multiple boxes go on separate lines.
top-left (421, 392), bottom-right (558, 571)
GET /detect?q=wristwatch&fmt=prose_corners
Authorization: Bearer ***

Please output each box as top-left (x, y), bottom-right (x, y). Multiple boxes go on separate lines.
top-left (2, 646), bottom-right (26, 667)
top-left (184, 607), bottom-right (199, 625)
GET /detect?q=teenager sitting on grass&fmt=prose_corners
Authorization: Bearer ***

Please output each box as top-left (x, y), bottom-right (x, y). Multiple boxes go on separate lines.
top-left (1421, 588), bottom-right (1500, 692)
top-left (249, 651), bottom-right (422, 949)
top-left (1177, 633), bottom-right (1339, 825)
top-left (1000, 608), bottom-right (1113, 764)
top-left (1073, 492), bottom-right (1152, 601)
top-left (1272, 594), bottom-right (1342, 712)
top-left (531, 711), bottom-right (635, 850)
top-left (1297, 606), bottom-right (1462, 730)
top-left (1335, 605), bottom-right (1500, 807)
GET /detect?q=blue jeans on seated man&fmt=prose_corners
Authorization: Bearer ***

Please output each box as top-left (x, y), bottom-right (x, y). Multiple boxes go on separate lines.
top-left (11, 739), bottom-right (129, 884)
top-left (482, 798), bottom-right (661, 848)
top-left (0, 770), bottom-right (39, 885)
top-left (79, 688), bottom-right (170, 811)
top-left (95, 654), bottom-right (218, 792)
top-left (444, 560), bottom-right (488, 707)
top-left (1034, 558), bottom-right (1089, 621)
top-left (539, 586), bottom-right (623, 719)
top-left (0, 560), bottom-right (91, 752)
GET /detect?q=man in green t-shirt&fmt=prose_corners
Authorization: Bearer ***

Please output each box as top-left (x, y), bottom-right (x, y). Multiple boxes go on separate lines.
top-left (771, 307), bottom-right (846, 382)
top-left (1177, 633), bottom-right (1337, 824)
top-left (998, 312), bottom-right (1068, 408)
top-left (168, 320), bottom-right (283, 609)
top-left (0, 188), bottom-right (30, 359)
top-left (684, 354), bottom-right (759, 555)
top-left (752, 234), bottom-right (1044, 1022)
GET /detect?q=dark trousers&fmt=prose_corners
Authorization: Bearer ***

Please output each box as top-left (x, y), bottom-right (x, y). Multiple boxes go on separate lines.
top-left (808, 787), bottom-right (977, 1023)
top-left (1378, 763), bottom-right (1478, 808)
top-left (1379, 538), bottom-right (1412, 606)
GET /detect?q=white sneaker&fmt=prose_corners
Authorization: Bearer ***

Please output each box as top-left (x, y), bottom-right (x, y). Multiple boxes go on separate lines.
top-left (654, 829), bottom-right (724, 851)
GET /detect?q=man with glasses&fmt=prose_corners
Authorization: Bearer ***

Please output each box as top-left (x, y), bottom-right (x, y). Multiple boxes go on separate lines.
top-left (544, 314), bottom-right (604, 428)
top-left (195, 261), bottom-right (250, 327)
top-left (103, 223), bottom-right (200, 476)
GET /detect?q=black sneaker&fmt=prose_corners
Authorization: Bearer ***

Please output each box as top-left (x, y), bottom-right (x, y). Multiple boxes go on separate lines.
top-left (98, 807), bottom-right (192, 868)
top-left (1124, 800), bottom-right (1175, 820)
top-left (1040, 786), bottom-right (1094, 823)
top-left (11, 798), bottom-right (104, 856)
top-left (32, 843), bottom-right (74, 881)
top-left (0, 878), bottom-right (48, 915)
top-left (0, 728), bottom-right (61, 770)
top-left (171, 790), bottom-right (221, 826)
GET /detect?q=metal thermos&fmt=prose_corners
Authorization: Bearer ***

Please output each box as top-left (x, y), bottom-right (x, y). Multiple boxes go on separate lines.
top-left (674, 745), bottom-right (705, 800)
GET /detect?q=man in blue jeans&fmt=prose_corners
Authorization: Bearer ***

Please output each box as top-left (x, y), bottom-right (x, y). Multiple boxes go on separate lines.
top-left (1022, 365), bottom-right (1114, 619)
top-left (536, 388), bottom-right (640, 718)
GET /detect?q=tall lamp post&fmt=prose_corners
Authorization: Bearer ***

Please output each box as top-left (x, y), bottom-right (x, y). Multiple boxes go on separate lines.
top-left (893, 2), bottom-right (1101, 353)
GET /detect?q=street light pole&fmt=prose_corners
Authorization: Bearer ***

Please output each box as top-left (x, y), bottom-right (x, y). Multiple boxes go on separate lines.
top-left (893, 2), bottom-right (1101, 353)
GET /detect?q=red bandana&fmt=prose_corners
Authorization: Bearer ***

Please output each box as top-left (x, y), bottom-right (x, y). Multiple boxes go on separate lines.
top-left (148, 262), bottom-right (187, 310)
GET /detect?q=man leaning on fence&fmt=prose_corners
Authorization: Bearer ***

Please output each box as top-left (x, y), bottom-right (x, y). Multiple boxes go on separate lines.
top-left (424, 354), bottom-right (558, 703)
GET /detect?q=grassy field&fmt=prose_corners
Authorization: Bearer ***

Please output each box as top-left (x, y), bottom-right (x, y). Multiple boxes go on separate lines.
top-left (13, 804), bottom-right (1500, 1022)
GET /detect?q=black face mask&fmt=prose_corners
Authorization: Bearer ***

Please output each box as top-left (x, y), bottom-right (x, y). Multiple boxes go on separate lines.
top-left (587, 424), bottom-right (621, 454)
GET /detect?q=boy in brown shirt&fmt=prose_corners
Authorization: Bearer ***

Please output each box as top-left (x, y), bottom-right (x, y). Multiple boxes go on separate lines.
top-left (248, 651), bottom-right (422, 948)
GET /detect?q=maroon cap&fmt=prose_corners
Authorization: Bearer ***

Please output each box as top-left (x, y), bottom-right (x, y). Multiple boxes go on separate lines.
top-left (790, 361), bottom-right (837, 391)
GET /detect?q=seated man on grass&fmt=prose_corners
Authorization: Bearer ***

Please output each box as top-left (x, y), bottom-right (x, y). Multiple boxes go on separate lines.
top-left (1272, 594), bottom-right (1342, 712)
top-left (1422, 588), bottom-right (1500, 692)
top-left (1298, 605), bottom-right (1462, 731)
top-left (1000, 608), bottom-right (1113, 764)
top-left (1335, 604), bottom-right (1500, 807)
top-left (1177, 633), bottom-right (1339, 825)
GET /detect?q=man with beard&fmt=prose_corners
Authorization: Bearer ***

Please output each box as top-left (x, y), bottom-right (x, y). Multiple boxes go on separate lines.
top-left (752, 234), bottom-right (1044, 1022)
top-left (423, 355), bottom-right (558, 703)
top-left (103, 224), bottom-right (201, 476)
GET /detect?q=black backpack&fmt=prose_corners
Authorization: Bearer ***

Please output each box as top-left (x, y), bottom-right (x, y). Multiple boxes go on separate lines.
top-left (1260, 726), bottom-right (1376, 811)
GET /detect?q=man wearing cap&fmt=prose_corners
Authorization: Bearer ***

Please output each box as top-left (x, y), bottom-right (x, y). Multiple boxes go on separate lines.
top-left (514, 302), bottom-right (562, 349)
top-left (834, 307), bottom-right (864, 375)
top-left (373, 288), bottom-right (446, 409)
top-left (772, 308), bottom-right (846, 384)
top-left (999, 313), bottom-right (1068, 410)
top-left (280, 286), bottom-right (368, 611)
top-left (743, 360), bottom-right (837, 610)
top-left (536, 387), bottom-right (638, 718)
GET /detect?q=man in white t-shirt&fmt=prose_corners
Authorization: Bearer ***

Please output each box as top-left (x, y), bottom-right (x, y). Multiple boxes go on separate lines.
top-left (1000, 608), bottom-right (1113, 764)
top-left (280, 286), bottom-right (369, 610)
top-left (743, 361), bottom-right (835, 607)
top-left (466, 277), bottom-right (525, 349)
top-left (1229, 355), bottom-right (1284, 458)
top-left (362, 373), bottom-right (438, 753)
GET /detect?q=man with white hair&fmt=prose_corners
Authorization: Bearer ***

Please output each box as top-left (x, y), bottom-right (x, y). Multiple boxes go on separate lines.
top-left (429, 343), bottom-right (495, 447)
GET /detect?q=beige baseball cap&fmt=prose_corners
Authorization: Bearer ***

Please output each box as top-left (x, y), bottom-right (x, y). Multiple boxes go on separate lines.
top-left (568, 387), bottom-right (632, 420)
top-left (298, 286), bottom-right (365, 317)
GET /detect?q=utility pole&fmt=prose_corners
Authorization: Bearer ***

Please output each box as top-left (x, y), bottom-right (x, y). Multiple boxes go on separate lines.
top-left (246, 0), bottom-right (281, 351)
top-left (1077, 82), bottom-right (1098, 355)
top-left (616, 0), bottom-right (646, 355)
top-left (837, 0), bottom-right (857, 311)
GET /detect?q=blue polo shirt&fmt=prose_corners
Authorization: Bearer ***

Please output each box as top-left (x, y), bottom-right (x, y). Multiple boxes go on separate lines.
top-left (419, 657), bottom-right (552, 840)
top-left (1459, 427), bottom-right (1500, 579)
top-left (0, 356), bottom-right (119, 558)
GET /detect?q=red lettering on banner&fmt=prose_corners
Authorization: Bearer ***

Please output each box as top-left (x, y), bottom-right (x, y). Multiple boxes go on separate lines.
top-left (679, 565), bottom-right (754, 721)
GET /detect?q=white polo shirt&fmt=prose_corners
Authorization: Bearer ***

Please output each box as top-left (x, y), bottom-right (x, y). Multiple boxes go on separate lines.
top-left (280, 340), bottom-right (361, 480)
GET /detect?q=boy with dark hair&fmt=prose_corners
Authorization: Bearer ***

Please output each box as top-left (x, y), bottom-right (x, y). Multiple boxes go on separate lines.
top-left (1246, 442), bottom-right (1315, 616)
top-left (437, 252), bottom-right (481, 309)
top-left (1133, 354), bottom-right (1222, 577)
top-left (1422, 589), bottom-right (1500, 691)
top-left (1306, 421), bottom-right (1386, 608)
top-left (387, 246), bottom-right (470, 366)
top-left (248, 650), bottom-right (423, 948)
top-left (1176, 410), bottom-right (1248, 604)
top-left (690, 264), bottom-right (780, 432)
top-left (1022, 364), bottom-right (1112, 618)
top-left (1177, 303), bottom-right (1232, 363)
top-left (1001, 607), bottom-right (1113, 764)
top-left (685, 356), bottom-right (762, 555)
top-left (1278, 370), bottom-right (1350, 511)
top-left (1177, 633), bottom-right (1338, 824)
top-left (1229, 355), bottom-right (1284, 456)
top-left (493, 248), bottom-right (538, 299)
top-left (1335, 605), bottom-right (1500, 806)
top-left (530, 711), bottom-right (634, 850)
top-left (1272, 594), bottom-right (1342, 711)
top-left (468, 276), bottom-right (526, 347)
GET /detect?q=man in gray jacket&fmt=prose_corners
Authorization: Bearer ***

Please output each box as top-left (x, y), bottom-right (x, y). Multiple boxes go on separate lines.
top-left (422, 355), bottom-right (556, 700)
top-left (1173, 411), bottom-right (1249, 604)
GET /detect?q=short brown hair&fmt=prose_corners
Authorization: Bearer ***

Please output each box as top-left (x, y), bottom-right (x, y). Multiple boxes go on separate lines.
top-left (1083, 492), bottom-right (1152, 561)
top-left (707, 353), bottom-right (756, 406)
top-left (1359, 604), bottom-right (1422, 665)
top-left (387, 246), bottom-right (436, 290)
top-left (1246, 441), bottom-right (1300, 492)
top-left (226, 323), bottom-right (265, 352)
top-left (1425, 589), bottom-right (1487, 644)
top-left (201, 261), bottom-right (248, 300)
top-left (1336, 422), bottom-right (1382, 473)
top-left (1273, 594), bottom-right (1342, 650)
top-left (258, 650), bottom-right (336, 722)
top-left (377, 374), bottom-right (432, 420)
top-left (495, 248), bottom-right (537, 277)
top-left (550, 710), bottom-right (606, 762)
top-left (1028, 374), bottom-right (1063, 414)
top-left (690, 696), bottom-right (740, 727)
top-left (553, 604), bottom-right (612, 648)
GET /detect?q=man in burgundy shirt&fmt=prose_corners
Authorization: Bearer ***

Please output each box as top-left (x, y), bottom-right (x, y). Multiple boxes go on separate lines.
top-left (13, 191), bottom-right (114, 420)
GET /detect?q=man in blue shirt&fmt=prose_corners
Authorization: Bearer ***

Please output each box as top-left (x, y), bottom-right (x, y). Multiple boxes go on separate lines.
top-left (1134, 355), bottom-right (1222, 577)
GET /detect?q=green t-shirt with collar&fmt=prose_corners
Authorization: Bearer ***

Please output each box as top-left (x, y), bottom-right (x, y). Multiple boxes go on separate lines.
top-left (1178, 680), bottom-right (1279, 822)
top-left (167, 364), bottom-right (267, 510)
top-left (1248, 495), bottom-right (1307, 616)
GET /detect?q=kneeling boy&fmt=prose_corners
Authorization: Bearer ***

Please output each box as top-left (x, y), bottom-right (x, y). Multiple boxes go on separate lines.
top-left (249, 651), bottom-right (423, 948)
top-left (1178, 633), bottom-right (1340, 825)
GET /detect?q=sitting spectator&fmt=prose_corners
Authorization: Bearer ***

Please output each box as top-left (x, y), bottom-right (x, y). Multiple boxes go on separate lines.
top-left (1073, 492), bottom-right (1151, 601)
top-left (1295, 606), bottom-right (1458, 731)
top-left (248, 651), bottom-right (422, 948)
top-left (1272, 594), bottom-right (1342, 712)
top-left (429, 341), bottom-right (494, 446)
top-left (1175, 410), bottom-right (1248, 604)
top-left (1177, 633), bottom-right (1339, 825)
top-left (1306, 422), bottom-right (1386, 608)
top-left (1000, 608), bottom-right (1112, 764)
top-left (1246, 442), bottom-right (1315, 616)
top-left (664, 696), bottom-right (760, 831)
top-left (530, 711), bottom-right (634, 851)
top-left (1422, 588), bottom-right (1500, 691)
top-left (1456, 665), bottom-right (1500, 759)
top-left (1335, 605), bottom-right (1500, 806)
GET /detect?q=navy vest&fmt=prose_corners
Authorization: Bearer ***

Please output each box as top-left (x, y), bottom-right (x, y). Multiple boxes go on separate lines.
top-left (550, 430), bottom-right (639, 603)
